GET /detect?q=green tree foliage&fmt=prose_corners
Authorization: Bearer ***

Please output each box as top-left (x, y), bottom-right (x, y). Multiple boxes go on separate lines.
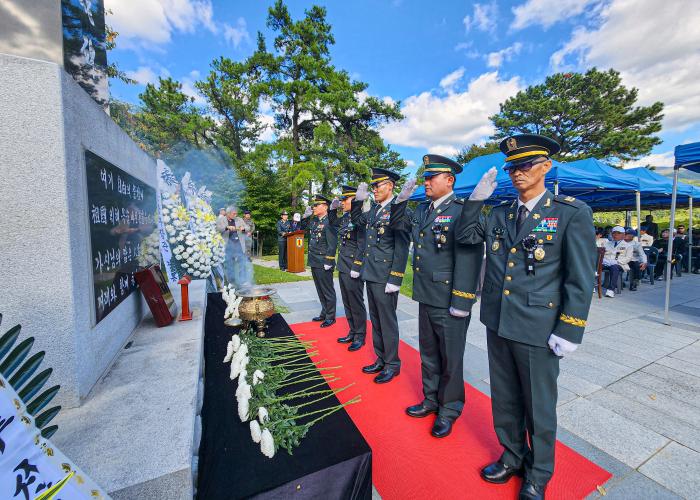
top-left (490, 68), bottom-right (664, 164)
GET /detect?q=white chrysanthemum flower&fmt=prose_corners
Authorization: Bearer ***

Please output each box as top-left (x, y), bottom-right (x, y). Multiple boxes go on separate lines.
top-left (238, 398), bottom-right (249, 422)
top-left (165, 224), bottom-right (175, 233)
top-left (260, 429), bottom-right (275, 458)
top-left (231, 335), bottom-right (241, 352)
top-left (230, 358), bottom-right (241, 380)
top-left (168, 237), bottom-right (176, 244)
top-left (175, 254), bottom-right (182, 260)
top-left (250, 420), bottom-right (262, 443)
top-left (187, 258), bottom-right (194, 265)
top-left (258, 407), bottom-right (269, 424)
top-left (237, 370), bottom-right (247, 387)
top-left (162, 216), bottom-right (171, 223)
top-left (253, 370), bottom-right (265, 385)
top-left (223, 340), bottom-right (235, 363)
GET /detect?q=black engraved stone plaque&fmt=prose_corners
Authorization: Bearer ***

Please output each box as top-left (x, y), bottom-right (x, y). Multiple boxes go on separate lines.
top-left (61, 0), bottom-right (109, 109)
top-left (85, 151), bottom-right (158, 324)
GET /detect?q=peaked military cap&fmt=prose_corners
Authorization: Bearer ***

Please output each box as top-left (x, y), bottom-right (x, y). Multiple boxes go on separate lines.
top-left (280, 210), bottom-right (288, 215)
top-left (370, 167), bottom-right (401, 185)
top-left (422, 154), bottom-right (463, 177)
top-left (340, 185), bottom-right (358, 199)
top-left (500, 133), bottom-right (561, 167)
top-left (312, 194), bottom-right (331, 205)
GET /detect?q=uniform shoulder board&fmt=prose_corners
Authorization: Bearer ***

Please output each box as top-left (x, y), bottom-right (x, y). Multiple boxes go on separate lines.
top-left (453, 198), bottom-right (464, 205)
top-left (554, 194), bottom-right (585, 208)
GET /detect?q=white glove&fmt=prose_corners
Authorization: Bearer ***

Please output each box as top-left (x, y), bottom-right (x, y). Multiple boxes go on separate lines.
top-left (303, 206), bottom-right (313, 219)
top-left (449, 307), bottom-right (470, 318)
top-left (547, 334), bottom-right (579, 357)
top-left (385, 283), bottom-right (400, 294)
top-left (355, 182), bottom-right (369, 201)
top-left (396, 177), bottom-right (417, 203)
top-left (330, 198), bottom-right (340, 210)
top-left (323, 264), bottom-right (332, 271)
top-left (469, 167), bottom-right (498, 201)
top-left (350, 270), bottom-right (360, 279)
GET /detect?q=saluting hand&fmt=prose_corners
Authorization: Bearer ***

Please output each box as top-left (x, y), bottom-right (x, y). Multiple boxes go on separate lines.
top-left (303, 206), bottom-right (313, 219)
top-left (330, 198), bottom-right (341, 210)
top-left (355, 182), bottom-right (369, 201)
top-left (469, 167), bottom-right (498, 201)
top-left (396, 177), bottom-right (417, 203)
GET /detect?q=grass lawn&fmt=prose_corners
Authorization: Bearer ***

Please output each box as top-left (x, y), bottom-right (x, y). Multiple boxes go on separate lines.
top-left (253, 264), bottom-right (312, 284)
top-left (400, 260), bottom-right (414, 298)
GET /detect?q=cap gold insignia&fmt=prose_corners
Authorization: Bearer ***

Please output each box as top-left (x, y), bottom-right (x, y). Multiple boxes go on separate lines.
top-left (508, 213), bottom-right (514, 220)
top-left (534, 247), bottom-right (545, 261)
top-left (564, 196), bottom-right (575, 202)
top-left (533, 214), bottom-right (541, 220)
top-left (423, 155), bottom-right (430, 166)
top-left (506, 137), bottom-right (517, 151)
top-left (544, 198), bottom-right (552, 207)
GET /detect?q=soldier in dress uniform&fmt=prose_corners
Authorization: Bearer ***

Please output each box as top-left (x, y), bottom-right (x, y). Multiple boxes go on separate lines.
top-left (299, 195), bottom-right (338, 328)
top-left (276, 210), bottom-right (291, 271)
top-left (456, 134), bottom-right (596, 500)
top-left (390, 155), bottom-right (482, 438)
top-left (351, 168), bottom-right (411, 384)
top-left (329, 186), bottom-right (367, 351)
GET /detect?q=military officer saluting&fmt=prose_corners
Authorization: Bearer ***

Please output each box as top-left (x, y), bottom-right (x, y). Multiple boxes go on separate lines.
top-left (456, 134), bottom-right (596, 500)
top-left (352, 168), bottom-right (411, 384)
top-left (299, 195), bottom-right (339, 327)
top-left (276, 210), bottom-right (291, 271)
top-left (328, 186), bottom-right (367, 351)
top-left (390, 155), bottom-right (482, 438)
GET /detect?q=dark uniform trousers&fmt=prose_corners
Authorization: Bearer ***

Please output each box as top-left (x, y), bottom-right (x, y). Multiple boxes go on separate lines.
top-left (300, 215), bottom-right (338, 321)
top-left (330, 211), bottom-right (367, 341)
top-left (352, 199), bottom-right (410, 371)
top-left (456, 190), bottom-right (596, 485)
top-left (391, 195), bottom-right (481, 420)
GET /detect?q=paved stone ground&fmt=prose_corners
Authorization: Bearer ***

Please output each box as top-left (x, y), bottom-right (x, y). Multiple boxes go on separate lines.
top-left (272, 273), bottom-right (700, 499)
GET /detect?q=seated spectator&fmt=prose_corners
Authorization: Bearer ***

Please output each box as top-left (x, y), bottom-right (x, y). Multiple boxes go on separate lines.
top-left (602, 226), bottom-right (633, 297)
top-left (653, 229), bottom-right (686, 279)
top-left (639, 225), bottom-right (654, 246)
top-left (595, 228), bottom-right (608, 248)
top-left (624, 229), bottom-right (647, 291)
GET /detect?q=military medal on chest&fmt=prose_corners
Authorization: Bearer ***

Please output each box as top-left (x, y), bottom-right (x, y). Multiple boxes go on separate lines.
top-left (522, 234), bottom-right (538, 275)
top-left (534, 246), bottom-right (545, 261)
top-left (492, 226), bottom-right (505, 251)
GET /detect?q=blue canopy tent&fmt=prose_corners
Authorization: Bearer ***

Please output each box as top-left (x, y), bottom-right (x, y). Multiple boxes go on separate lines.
top-left (664, 142), bottom-right (700, 324)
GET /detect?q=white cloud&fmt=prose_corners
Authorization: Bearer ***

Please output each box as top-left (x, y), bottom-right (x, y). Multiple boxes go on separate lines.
top-left (181, 70), bottom-right (206, 105)
top-left (125, 66), bottom-right (157, 85)
top-left (223, 18), bottom-right (250, 49)
top-left (105, 0), bottom-right (220, 48)
top-left (487, 42), bottom-right (523, 68)
top-left (380, 71), bottom-right (522, 156)
top-left (439, 68), bottom-right (465, 91)
top-left (550, 0), bottom-right (700, 130)
top-left (463, 2), bottom-right (498, 33)
top-left (511, 0), bottom-right (600, 30)
top-left (405, 160), bottom-right (416, 167)
top-left (622, 151), bottom-right (674, 168)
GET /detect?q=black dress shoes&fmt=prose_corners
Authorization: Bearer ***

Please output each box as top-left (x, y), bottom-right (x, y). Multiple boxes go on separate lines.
top-left (519, 480), bottom-right (546, 500)
top-left (374, 368), bottom-right (399, 384)
top-left (348, 339), bottom-right (365, 351)
top-left (362, 360), bottom-right (384, 374)
top-left (480, 461), bottom-right (523, 484)
top-left (337, 334), bottom-right (353, 343)
top-left (320, 319), bottom-right (336, 328)
top-left (406, 403), bottom-right (438, 418)
top-left (431, 416), bottom-right (453, 438)
top-left (312, 316), bottom-right (324, 322)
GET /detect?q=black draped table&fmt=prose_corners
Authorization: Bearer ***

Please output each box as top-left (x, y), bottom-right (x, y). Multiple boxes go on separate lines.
top-left (197, 293), bottom-right (372, 499)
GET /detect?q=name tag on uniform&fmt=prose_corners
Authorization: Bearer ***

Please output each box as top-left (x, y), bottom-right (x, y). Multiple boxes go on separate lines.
top-left (533, 218), bottom-right (558, 233)
top-left (380, 213), bottom-right (390, 220)
top-left (434, 215), bottom-right (453, 224)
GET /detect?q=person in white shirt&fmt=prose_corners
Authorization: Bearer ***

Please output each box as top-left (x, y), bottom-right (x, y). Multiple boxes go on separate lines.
top-left (602, 226), bottom-right (633, 297)
top-left (639, 226), bottom-right (654, 247)
top-left (595, 228), bottom-right (608, 248)
top-left (624, 228), bottom-right (647, 291)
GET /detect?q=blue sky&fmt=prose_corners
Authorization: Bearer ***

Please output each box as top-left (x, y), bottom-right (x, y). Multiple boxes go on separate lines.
top-left (106, 0), bottom-right (700, 174)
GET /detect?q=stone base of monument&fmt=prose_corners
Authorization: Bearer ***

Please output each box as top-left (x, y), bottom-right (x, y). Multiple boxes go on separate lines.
top-left (51, 280), bottom-right (207, 499)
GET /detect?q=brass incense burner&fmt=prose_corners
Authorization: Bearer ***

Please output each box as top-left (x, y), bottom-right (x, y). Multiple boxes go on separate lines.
top-left (236, 286), bottom-right (277, 337)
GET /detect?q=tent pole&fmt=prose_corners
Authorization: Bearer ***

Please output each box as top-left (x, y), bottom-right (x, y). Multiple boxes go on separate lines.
top-left (554, 181), bottom-right (559, 196)
top-left (689, 197), bottom-right (693, 274)
top-left (664, 169), bottom-right (680, 325)
top-left (636, 191), bottom-right (641, 235)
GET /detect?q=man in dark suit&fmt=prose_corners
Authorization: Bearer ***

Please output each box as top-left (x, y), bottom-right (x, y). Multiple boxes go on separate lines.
top-left (299, 195), bottom-right (338, 327)
top-left (329, 186), bottom-right (367, 351)
top-left (456, 134), bottom-right (597, 500)
top-left (276, 210), bottom-right (291, 271)
top-left (390, 155), bottom-right (482, 438)
top-left (645, 214), bottom-right (659, 240)
top-left (351, 168), bottom-right (411, 384)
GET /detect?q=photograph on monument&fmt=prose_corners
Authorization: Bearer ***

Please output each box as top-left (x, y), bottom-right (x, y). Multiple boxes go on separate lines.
top-left (85, 150), bottom-right (158, 323)
top-left (61, 0), bottom-right (108, 108)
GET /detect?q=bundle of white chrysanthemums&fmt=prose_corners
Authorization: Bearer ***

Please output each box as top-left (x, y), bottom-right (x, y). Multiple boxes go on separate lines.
top-left (161, 192), bottom-right (212, 279)
top-left (188, 197), bottom-right (226, 268)
top-left (222, 285), bottom-right (243, 320)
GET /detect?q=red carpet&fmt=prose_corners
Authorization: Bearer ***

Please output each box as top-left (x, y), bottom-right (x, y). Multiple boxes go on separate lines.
top-left (290, 318), bottom-right (611, 500)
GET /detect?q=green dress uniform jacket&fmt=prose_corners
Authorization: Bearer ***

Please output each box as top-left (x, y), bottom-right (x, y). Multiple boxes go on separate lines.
top-left (456, 191), bottom-right (597, 346)
top-left (300, 215), bottom-right (338, 269)
top-left (351, 198), bottom-right (410, 286)
top-left (391, 193), bottom-right (482, 419)
top-left (276, 219), bottom-right (291, 242)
